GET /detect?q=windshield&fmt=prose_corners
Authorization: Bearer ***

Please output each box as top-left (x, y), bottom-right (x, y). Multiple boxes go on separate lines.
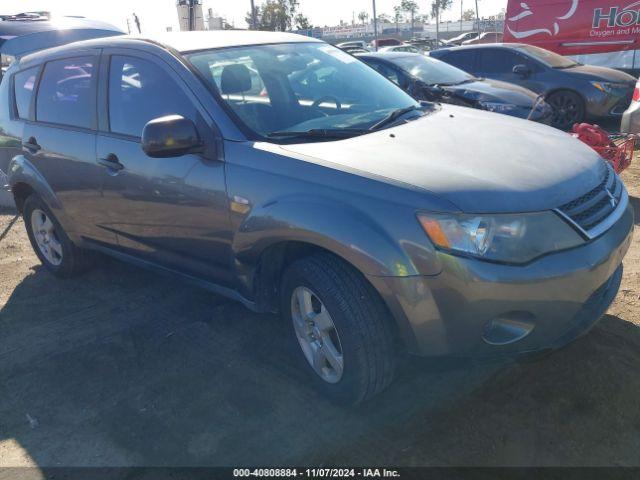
top-left (187, 42), bottom-right (419, 140)
top-left (514, 44), bottom-right (578, 68)
top-left (391, 55), bottom-right (473, 85)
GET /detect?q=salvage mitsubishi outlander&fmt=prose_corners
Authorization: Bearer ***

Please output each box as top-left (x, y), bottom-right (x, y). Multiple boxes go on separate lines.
top-left (0, 31), bottom-right (633, 404)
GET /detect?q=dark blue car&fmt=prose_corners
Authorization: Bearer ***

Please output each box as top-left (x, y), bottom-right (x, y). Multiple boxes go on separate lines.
top-left (356, 52), bottom-right (552, 124)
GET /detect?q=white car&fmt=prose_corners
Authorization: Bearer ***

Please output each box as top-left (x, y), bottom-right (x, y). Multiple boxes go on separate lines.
top-left (621, 78), bottom-right (640, 134)
top-left (378, 44), bottom-right (422, 54)
top-left (336, 41), bottom-right (369, 51)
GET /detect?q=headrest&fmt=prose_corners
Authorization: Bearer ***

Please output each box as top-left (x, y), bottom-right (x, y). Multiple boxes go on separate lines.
top-left (220, 64), bottom-right (252, 94)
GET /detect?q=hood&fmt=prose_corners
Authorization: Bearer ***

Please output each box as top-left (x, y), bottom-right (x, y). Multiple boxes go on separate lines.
top-left (443, 78), bottom-right (539, 107)
top-left (279, 104), bottom-right (606, 214)
top-left (562, 64), bottom-right (636, 84)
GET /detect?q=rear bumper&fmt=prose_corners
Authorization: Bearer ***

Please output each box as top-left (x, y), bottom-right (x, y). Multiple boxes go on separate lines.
top-left (621, 101), bottom-right (640, 134)
top-left (370, 202), bottom-right (634, 357)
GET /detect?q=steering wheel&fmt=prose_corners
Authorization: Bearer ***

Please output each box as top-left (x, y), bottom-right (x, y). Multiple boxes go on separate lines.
top-left (311, 95), bottom-right (342, 115)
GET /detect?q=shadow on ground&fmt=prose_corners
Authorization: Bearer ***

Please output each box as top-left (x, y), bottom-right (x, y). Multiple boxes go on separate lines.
top-left (1, 255), bottom-right (640, 467)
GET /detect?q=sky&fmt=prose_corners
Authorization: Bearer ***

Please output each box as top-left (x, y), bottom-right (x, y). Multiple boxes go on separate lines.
top-left (7, 0), bottom-right (507, 33)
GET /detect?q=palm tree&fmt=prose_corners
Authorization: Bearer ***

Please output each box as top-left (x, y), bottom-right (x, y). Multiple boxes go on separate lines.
top-left (401, 0), bottom-right (418, 34)
top-left (393, 5), bottom-right (403, 34)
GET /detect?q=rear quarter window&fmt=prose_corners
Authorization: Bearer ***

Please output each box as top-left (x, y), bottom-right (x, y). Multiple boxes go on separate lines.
top-left (13, 67), bottom-right (38, 119)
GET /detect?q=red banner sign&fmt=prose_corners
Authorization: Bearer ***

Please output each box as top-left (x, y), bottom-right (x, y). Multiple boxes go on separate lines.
top-left (504, 0), bottom-right (640, 54)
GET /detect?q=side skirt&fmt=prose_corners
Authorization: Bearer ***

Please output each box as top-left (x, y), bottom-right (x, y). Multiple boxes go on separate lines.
top-left (85, 241), bottom-right (260, 312)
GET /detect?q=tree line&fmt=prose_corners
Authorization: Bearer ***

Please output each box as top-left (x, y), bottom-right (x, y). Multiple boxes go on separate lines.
top-left (245, 0), bottom-right (459, 32)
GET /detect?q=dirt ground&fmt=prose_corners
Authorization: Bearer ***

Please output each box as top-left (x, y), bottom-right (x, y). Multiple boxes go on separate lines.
top-left (1, 159), bottom-right (640, 468)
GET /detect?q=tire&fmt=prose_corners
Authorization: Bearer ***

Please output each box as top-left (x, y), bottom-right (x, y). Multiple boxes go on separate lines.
top-left (281, 253), bottom-right (396, 404)
top-left (23, 194), bottom-right (92, 278)
top-left (547, 90), bottom-right (585, 131)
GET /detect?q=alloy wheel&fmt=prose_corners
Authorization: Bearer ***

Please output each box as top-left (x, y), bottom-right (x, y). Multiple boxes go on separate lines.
top-left (548, 92), bottom-right (583, 130)
top-left (290, 286), bottom-right (344, 383)
top-left (30, 209), bottom-right (63, 266)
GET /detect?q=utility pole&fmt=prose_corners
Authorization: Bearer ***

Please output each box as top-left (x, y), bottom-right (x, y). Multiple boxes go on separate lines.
top-left (475, 0), bottom-right (480, 33)
top-left (435, 3), bottom-right (440, 43)
top-left (372, 0), bottom-right (378, 51)
top-left (250, 0), bottom-right (257, 29)
top-left (460, 0), bottom-right (463, 33)
top-left (132, 12), bottom-right (141, 33)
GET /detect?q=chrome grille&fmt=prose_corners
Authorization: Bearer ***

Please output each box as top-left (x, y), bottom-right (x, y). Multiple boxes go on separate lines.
top-left (558, 163), bottom-right (624, 233)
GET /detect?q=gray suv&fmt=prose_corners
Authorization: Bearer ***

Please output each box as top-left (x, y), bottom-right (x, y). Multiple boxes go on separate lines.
top-left (0, 32), bottom-right (633, 404)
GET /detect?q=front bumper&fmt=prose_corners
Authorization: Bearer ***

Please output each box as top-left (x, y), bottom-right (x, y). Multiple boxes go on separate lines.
top-left (370, 202), bottom-right (634, 357)
top-left (586, 87), bottom-right (634, 119)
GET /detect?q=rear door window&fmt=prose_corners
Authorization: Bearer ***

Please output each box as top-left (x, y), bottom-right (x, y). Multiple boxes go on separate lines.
top-left (36, 57), bottom-right (95, 128)
top-left (108, 55), bottom-right (197, 138)
top-left (478, 49), bottom-right (524, 74)
top-left (13, 66), bottom-right (38, 119)
top-left (441, 50), bottom-right (477, 73)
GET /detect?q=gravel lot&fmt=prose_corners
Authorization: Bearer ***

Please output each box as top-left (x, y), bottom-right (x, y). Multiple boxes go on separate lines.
top-left (1, 158), bottom-right (640, 467)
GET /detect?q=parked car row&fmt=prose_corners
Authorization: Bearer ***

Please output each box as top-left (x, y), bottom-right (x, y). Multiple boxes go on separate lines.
top-left (431, 43), bottom-right (637, 130)
top-left (356, 51), bottom-right (552, 124)
top-left (336, 35), bottom-right (636, 131)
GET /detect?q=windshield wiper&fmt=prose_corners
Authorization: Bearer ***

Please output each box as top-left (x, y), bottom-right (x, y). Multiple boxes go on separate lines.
top-left (369, 105), bottom-right (422, 131)
top-left (434, 78), bottom-right (475, 87)
top-left (267, 128), bottom-right (368, 139)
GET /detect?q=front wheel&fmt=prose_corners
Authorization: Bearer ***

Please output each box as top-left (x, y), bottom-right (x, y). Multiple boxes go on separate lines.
top-left (547, 90), bottom-right (585, 130)
top-left (281, 253), bottom-right (396, 404)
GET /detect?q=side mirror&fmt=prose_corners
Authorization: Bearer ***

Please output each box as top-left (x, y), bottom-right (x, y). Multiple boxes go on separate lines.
top-left (141, 115), bottom-right (204, 158)
top-left (513, 64), bottom-right (531, 77)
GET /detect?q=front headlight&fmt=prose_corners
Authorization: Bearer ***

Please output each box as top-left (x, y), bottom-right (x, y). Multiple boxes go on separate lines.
top-left (417, 212), bottom-right (584, 264)
top-left (478, 101), bottom-right (520, 114)
top-left (591, 81), bottom-right (629, 94)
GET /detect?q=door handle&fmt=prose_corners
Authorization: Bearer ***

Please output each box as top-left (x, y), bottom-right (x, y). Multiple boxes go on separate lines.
top-left (98, 154), bottom-right (124, 171)
top-left (22, 137), bottom-right (41, 153)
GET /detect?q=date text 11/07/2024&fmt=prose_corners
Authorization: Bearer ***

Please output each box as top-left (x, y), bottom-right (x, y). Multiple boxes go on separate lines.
top-left (232, 468), bottom-right (401, 478)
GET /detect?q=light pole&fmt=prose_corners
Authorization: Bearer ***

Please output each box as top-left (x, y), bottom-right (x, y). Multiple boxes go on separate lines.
top-left (475, 0), bottom-right (480, 33)
top-left (460, 0), bottom-right (462, 33)
top-left (372, 0), bottom-right (378, 51)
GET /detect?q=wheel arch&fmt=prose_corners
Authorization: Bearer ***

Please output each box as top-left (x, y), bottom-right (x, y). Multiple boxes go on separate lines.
top-left (250, 239), bottom-right (406, 350)
top-left (232, 195), bottom-right (428, 278)
top-left (7, 155), bottom-right (77, 240)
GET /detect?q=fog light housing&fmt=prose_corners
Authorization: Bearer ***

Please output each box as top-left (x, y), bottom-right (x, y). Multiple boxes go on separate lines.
top-left (482, 313), bottom-right (536, 346)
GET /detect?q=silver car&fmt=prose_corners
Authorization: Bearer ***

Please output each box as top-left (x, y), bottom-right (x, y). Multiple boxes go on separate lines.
top-left (621, 78), bottom-right (640, 134)
top-left (1, 31), bottom-right (633, 404)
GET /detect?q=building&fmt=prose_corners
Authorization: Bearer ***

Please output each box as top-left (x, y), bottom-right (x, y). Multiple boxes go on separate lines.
top-left (206, 8), bottom-right (224, 31)
top-left (176, 0), bottom-right (205, 31)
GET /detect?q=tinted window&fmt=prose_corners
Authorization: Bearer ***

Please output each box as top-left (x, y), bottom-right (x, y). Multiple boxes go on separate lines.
top-left (109, 56), bottom-right (197, 138)
top-left (365, 61), bottom-right (400, 86)
top-left (188, 43), bottom-right (417, 138)
top-left (391, 55), bottom-right (473, 86)
top-left (513, 45), bottom-right (578, 68)
top-left (441, 50), bottom-right (477, 72)
top-left (37, 57), bottom-right (94, 128)
top-left (478, 49), bottom-right (523, 74)
top-left (14, 67), bottom-right (38, 119)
